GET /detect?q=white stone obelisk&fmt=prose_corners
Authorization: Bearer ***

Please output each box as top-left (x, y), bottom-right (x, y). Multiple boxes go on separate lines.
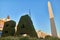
top-left (48, 1), bottom-right (57, 37)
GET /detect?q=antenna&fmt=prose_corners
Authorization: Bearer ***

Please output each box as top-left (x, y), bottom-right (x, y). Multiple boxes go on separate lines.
top-left (29, 9), bottom-right (31, 17)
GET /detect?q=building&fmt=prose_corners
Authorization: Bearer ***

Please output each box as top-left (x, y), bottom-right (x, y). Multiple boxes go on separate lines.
top-left (36, 30), bottom-right (47, 38)
top-left (0, 16), bottom-right (10, 31)
top-left (0, 19), bottom-right (5, 31)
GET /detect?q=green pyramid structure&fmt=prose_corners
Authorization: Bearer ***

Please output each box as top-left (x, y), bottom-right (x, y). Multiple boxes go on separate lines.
top-left (1, 20), bottom-right (16, 37)
top-left (16, 15), bottom-right (38, 37)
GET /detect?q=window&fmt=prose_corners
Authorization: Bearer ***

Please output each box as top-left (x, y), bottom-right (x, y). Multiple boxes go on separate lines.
top-left (5, 31), bottom-right (8, 33)
top-left (20, 33), bottom-right (25, 35)
top-left (21, 24), bottom-right (25, 28)
top-left (6, 24), bottom-right (9, 27)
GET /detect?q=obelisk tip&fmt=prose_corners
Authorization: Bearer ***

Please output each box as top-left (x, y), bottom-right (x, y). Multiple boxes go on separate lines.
top-left (48, 1), bottom-right (54, 18)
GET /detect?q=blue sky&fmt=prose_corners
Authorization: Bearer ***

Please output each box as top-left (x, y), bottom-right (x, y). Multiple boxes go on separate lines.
top-left (0, 0), bottom-right (60, 37)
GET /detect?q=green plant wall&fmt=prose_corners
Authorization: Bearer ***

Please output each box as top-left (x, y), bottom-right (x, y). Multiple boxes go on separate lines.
top-left (16, 15), bottom-right (38, 37)
top-left (1, 20), bottom-right (16, 37)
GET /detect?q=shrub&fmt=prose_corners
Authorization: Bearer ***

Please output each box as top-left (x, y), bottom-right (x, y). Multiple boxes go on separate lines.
top-left (19, 36), bottom-right (29, 40)
top-left (0, 36), bottom-right (38, 40)
top-left (45, 35), bottom-right (60, 40)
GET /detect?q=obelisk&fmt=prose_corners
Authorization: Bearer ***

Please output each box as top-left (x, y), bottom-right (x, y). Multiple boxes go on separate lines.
top-left (48, 1), bottom-right (57, 37)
